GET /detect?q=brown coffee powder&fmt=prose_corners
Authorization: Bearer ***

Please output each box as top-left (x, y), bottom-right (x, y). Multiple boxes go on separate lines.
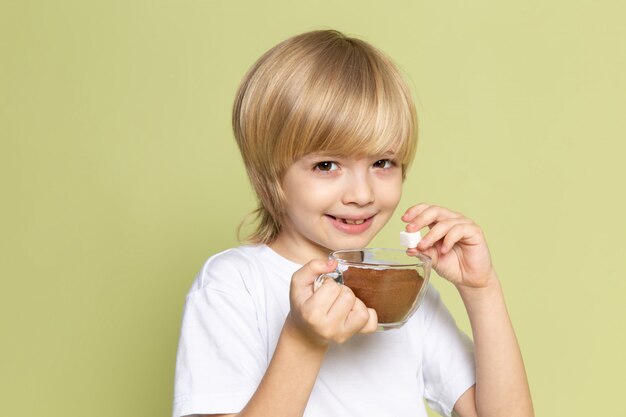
top-left (342, 267), bottom-right (424, 324)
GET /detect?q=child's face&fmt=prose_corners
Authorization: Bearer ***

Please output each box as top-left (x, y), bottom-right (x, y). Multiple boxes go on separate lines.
top-left (271, 151), bottom-right (403, 264)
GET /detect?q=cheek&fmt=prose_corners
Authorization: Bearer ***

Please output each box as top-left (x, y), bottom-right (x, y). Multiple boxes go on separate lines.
top-left (380, 178), bottom-right (403, 208)
top-left (285, 182), bottom-right (334, 218)
top-left (297, 180), bottom-right (338, 206)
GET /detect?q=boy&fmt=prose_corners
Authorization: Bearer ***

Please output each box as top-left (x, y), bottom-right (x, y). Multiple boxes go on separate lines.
top-left (173, 30), bottom-right (533, 417)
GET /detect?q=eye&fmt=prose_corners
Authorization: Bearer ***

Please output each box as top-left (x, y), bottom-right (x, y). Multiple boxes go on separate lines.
top-left (315, 161), bottom-right (339, 172)
top-left (373, 159), bottom-right (394, 169)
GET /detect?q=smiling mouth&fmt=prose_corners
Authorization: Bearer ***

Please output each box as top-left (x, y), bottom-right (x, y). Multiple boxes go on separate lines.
top-left (327, 215), bottom-right (371, 225)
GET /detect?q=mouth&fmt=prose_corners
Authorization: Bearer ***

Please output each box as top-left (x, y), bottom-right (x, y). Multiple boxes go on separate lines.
top-left (336, 218), bottom-right (366, 225)
top-left (325, 214), bottom-right (376, 234)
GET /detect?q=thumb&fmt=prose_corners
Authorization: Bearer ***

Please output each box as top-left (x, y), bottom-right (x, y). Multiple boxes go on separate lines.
top-left (407, 246), bottom-right (439, 269)
top-left (291, 258), bottom-right (338, 295)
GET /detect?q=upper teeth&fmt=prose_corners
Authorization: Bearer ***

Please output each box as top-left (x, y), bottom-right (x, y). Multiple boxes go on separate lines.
top-left (344, 219), bottom-right (365, 225)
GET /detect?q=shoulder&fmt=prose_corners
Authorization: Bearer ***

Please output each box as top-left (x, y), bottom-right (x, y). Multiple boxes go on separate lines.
top-left (422, 282), bottom-right (443, 309)
top-left (415, 283), bottom-right (448, 330)
top-left (187, 245), bottom-right (269, 296)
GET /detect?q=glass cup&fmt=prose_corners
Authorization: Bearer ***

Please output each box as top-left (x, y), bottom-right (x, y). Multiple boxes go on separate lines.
top-left (314, 248), bottom-right (431, 331)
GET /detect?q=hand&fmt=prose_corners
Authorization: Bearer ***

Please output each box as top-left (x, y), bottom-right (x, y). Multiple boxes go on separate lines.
top-left (286, 259), bottom-right (378, 346)
top-left (402, 203), bottom-right (497, 289)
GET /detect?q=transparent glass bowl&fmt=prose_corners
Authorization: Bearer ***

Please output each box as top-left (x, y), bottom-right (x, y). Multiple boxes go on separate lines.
top-left (316, 248), bottom-right (431, 330)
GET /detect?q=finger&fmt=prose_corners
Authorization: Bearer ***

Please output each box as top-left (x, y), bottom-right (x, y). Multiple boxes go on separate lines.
top-left (417, 218), bottom-right (474, 250)
top-left (307, 278), bottom-right (343, 315)
top-left (405, 205), bottom-right (463, 232)
top-left (292, 258), bottom-right (337, 291)
top-left (441, 223), bottom-right (483, 254)
top-left (343, 298), bottom-right (374, 335)
top-left (405, 205), bottom-right (464, 233)
top-left (326, 285), bottom-right (358, 323)
top-left (401, 203), bottom-right (430, 223)
top-left (358, 307), bottom-right (379, 334)
top-left (407, 244), bottom-right (440, 268)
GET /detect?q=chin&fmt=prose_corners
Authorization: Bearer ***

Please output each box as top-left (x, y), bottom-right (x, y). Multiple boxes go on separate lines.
top-left (330, 236), bottom-right (375, 251)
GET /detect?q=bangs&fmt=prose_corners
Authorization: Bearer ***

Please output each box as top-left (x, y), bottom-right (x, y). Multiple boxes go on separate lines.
top-left (271, 35), bottom-right (417, 172)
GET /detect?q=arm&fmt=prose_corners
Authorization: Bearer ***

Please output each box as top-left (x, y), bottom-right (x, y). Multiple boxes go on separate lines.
top-left (453, 275), bottom-right (533, 417)
top-left (204, 259), bottom-right (378, 417)
top-left (202, 324), bottom-right (327, 417)
top-left (403, 204), bottom-right (533, 417)
top-left (204, 321), bottom-right (328, 417)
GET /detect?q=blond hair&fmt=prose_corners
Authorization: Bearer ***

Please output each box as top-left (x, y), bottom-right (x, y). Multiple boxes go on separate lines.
top-left (232, 30), bottom-right (418, 244)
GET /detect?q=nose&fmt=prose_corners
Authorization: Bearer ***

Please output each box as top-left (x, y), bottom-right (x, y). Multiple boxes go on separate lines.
top-left (342, 171), bottom-right (375, 206)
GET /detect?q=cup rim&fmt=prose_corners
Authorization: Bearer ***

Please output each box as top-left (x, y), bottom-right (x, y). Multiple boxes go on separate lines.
top-left (329, 247), bottom-right (431, 268)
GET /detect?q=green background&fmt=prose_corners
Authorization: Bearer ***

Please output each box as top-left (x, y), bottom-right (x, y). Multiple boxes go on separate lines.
top-left (2, 1), bottom-right (625, 416)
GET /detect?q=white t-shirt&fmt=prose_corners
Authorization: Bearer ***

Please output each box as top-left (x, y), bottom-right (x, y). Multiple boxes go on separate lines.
top-left (173, 245), bottom-right (475, 417)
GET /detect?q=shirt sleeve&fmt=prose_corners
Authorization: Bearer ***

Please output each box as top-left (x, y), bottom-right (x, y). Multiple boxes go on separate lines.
top-left (420, 285), bottom-right (476, 417)
top-left (173, 254), bottom-right (267, 417)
